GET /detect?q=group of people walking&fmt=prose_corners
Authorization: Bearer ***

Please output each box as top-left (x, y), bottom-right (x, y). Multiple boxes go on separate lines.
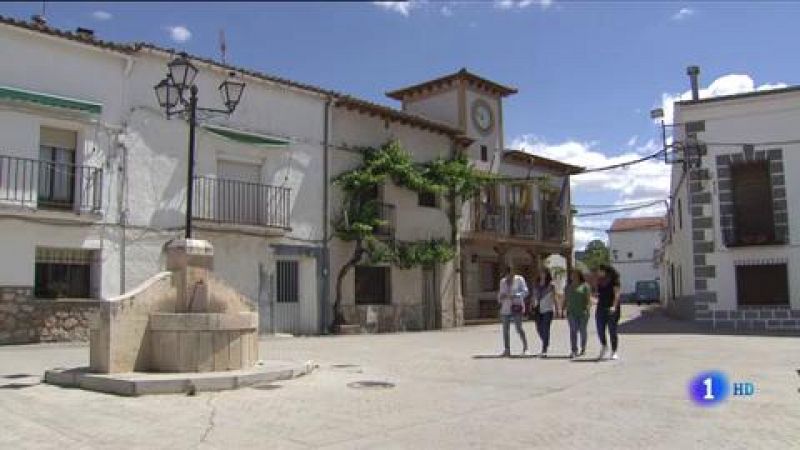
top-left (497, 264), bottom-right (621, 360)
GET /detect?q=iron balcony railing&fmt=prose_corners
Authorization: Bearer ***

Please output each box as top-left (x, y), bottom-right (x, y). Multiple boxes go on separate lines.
top-left (473, 204), bottom-right (506, 234)
top-left (372, 202), bottom-right (396, 238)
top-left (193, 176), bottom-right (291, 229)
top-left (542, 212), bottom-right (566, 242)
top-left (509, 208), bottom-right (537, 238)
top-left (0, 154), bottom-right (102, 212)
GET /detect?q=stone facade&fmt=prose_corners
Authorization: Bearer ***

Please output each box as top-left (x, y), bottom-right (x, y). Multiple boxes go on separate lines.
top-left (0, 286), bottom-right (99, 344)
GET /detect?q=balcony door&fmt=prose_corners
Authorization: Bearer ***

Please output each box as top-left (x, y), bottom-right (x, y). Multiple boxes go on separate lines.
top-left (38, 127), bottom-right (77, 210)
top-left (509, 184), bottom-right (535, 236)
top-left (217, 159), bottom-right (262, 225)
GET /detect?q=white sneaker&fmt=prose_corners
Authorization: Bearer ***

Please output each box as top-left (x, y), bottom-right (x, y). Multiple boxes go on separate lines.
top-left (521, 348), bottom-right (529, 356)
top-left (611, 352), bottom-right (619, 360)
top-left (597, 346), bottom-right (607, 360)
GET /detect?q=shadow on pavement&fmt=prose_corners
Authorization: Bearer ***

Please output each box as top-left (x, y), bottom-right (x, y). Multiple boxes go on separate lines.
top-left (0, 382), bottom-right (39, 389)
top-left (618, 306), bottom-right (800, 337)
top-left (2, 373), bottom-right (34, 379)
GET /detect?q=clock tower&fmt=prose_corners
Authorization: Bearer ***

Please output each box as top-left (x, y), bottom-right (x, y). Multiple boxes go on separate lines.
top-left (386, 68), bottom-right (517, 172)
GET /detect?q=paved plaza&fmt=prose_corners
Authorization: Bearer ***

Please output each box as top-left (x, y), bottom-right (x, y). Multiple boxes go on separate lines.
top-left (1, 306), bottom-right (798, 449)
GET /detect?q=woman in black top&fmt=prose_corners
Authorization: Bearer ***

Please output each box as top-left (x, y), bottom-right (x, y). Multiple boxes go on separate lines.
top-left (594, 264), bottom-right (621, 360)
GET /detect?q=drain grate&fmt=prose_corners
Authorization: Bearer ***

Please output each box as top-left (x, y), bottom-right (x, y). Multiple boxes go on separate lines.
top-left (347, 380), bottom-right (395, 390)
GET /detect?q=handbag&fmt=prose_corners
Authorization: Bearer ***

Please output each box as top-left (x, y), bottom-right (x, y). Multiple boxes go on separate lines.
top-left (511, 303), bottom-right (524, 314)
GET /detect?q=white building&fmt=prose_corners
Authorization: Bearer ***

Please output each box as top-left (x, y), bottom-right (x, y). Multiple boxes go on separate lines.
top-left (608, 217), bottom-right (665, 296)
top-left (661, 66), bottom-right (800, 331)
top-left (0, 16), bottom-right (577, 342)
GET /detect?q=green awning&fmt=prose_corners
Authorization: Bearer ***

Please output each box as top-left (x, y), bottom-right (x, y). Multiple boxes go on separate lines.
top-left (202, 124), bottom-right (290, 147)
top-left (0, 86), bottom-right (102, 114)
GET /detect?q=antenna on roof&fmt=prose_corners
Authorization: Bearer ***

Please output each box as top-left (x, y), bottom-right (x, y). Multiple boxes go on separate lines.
top-left (219, 29), bottom-right (227, 65)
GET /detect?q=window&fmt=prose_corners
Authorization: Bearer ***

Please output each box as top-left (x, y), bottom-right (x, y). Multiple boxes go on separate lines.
top-left (479, 261), bottom-right (499, 292)
top-left (38, 127), bottom-right (77, 209)
top-left (34, 247), bottom-right (95, 299)
top-left (355, 266), bottom-right (390, 305)
top-left (276, 260), bottom-right (299, 303)
top-left (677, 198), bottom-right (682, 229)
top-left (627, 252), bottom-right (633, 259)
top-left (418, 191), bottom-right (437, 208)
top-left (730, 161), bottom-right (774, 245)
top-left (736, 264), bottom-right (789, 306)
top-left (480, 145), bottom-right (488, 162)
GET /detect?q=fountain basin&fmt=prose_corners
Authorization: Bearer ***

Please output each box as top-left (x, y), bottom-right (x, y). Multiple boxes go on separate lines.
top-left (149, 312), bottom-right (258, 372)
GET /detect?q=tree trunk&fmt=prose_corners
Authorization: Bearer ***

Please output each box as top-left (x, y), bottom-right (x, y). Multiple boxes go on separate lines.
top-left (331, 240), bottom-right (365, 333)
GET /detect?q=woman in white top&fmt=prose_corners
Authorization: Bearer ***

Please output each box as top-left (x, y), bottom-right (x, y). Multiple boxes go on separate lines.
top-left (497, 265), bottom-right (529, 357)
top-left (533, 268), bottom-right (556, 357)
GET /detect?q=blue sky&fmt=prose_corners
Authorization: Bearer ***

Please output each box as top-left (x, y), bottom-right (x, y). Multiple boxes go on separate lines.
top-left (3, 1), bottom-right (799, 248)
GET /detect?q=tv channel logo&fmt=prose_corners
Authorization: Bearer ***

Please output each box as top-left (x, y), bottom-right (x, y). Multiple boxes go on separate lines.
top-left (689, 371), bottom-right (755, 406)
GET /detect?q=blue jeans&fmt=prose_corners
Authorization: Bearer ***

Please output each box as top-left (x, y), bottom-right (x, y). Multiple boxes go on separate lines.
top-left (596, 308), bottom-right (620, 351)
top-left (535, 311), bottom-right (554, 353)
top-left (567, 314), bottom-right (588, 354)
top-left (501, 313), bottom-right (527, 353)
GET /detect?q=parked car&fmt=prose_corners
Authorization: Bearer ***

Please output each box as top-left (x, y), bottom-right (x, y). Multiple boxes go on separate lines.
top-left (633, 280), bottom-right (660, 305)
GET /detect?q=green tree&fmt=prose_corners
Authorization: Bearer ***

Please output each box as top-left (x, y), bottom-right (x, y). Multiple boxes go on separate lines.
top-left (331, 140), bottom-right (492, 332)
top-left (582, 239), bottom-right (611, 270)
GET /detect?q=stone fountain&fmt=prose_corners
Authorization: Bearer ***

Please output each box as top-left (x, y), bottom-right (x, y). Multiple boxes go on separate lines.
top-left (45, 239), bottom-right (312, 395)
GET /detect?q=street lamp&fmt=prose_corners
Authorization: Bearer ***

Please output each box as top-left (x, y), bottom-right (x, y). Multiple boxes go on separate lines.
top-left (154, 53), bottom-right (246, 238)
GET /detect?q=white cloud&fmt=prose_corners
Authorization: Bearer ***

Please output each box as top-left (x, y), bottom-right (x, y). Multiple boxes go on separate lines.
top-left (441, 5), bottom-right (454, 17)
top-left (626, 135), bottom-right (638, 147)
top-left (373, 1), bottom-right (421, 17)
top-left (165, 26), bottom-right (192, 43)
top-left (495, 0), bottom-right (553, 10)
top-left (672, 8), bottom-right (694, 21)
top-left (92, 10), bottom-right (112, 21)
top-left (659, 74), bottom-right (788, 125)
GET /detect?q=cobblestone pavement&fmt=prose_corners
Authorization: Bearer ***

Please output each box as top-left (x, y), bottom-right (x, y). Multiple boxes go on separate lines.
top-left (1, 306), bottom-right (798, 449)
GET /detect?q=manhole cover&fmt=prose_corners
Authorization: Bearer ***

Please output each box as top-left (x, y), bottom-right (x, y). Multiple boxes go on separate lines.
top-left (347, 381), bottom-right (395, 390)
top-left (250, 384), bottom-right (282, 391)
top-left (331, 364), bottom-right (360, 369)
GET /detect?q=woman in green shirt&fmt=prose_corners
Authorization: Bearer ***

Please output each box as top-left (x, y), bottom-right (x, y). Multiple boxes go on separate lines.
top-left (566, 269), bottom-right (591, 358)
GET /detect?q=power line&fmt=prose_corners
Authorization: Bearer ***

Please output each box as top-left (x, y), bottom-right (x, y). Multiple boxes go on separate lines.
top-left (573, 199), bottom-right (667, 209)
top-left (574, 200), bottom-right (666, 218)
top-left (576, 149), bottom-right (665, 174)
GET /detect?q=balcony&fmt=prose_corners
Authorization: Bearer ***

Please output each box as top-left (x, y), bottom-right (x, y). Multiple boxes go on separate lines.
top-left (542, 212), bottom-right (566, 243)
top-left (509, 208), bottom-right (537, 238)
top-left (0, 154), bottom-right (102, 213)
top-left (192, 176), bottom-right (291, 230)
top-left (472, 204), bottom-right (506, 234)
top-left (467, 204), bottom-right (568, 244)
top-left (372, 202), bottom-right (396, 239)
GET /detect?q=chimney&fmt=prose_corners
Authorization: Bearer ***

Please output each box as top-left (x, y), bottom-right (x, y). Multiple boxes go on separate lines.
top-left (76, 27), bottom-right (95, 39)
top-left (687, 65), bottom-right (700, 101)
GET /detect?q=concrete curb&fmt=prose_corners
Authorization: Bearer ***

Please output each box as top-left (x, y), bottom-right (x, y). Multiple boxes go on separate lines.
top-left (43, 360), bottom-right (315, 396)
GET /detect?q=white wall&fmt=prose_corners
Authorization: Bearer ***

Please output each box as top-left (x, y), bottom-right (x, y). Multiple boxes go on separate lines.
top-left (403, 87), bottom-right (459, 128)
top-left (329, 108), bottom-right (458, 327)
top-left (609, 229), bottom-right (662, 294)
top-left (679, 92), bottom-right (800, 311)
top-left (0, 24), bottom-right (329, 309)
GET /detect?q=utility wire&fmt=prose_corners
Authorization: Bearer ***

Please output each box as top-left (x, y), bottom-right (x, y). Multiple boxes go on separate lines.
top-left (574, 200), bottom-right (666, 218)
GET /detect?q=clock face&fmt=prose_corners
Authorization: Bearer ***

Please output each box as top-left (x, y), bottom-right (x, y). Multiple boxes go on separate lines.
top-left (471, 100), bottom-right (493, 134)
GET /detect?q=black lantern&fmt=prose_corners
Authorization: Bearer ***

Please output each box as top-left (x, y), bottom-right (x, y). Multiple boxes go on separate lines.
top-left (154, 76), bottom-right (181, 111)
top-left (167, 52), bottom-right (198, 92)
top-left (153, 52), bottom-right (246, 239)
top-left (219, 72), bottom-right (245, 113)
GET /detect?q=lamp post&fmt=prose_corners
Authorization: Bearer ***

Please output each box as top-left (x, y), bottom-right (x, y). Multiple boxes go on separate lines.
top-left (154, 53), bottom-right (245, 238)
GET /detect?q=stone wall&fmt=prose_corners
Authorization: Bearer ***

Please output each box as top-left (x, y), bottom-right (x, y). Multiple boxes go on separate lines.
top-left (0, 286), bottom-right (99, 344)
